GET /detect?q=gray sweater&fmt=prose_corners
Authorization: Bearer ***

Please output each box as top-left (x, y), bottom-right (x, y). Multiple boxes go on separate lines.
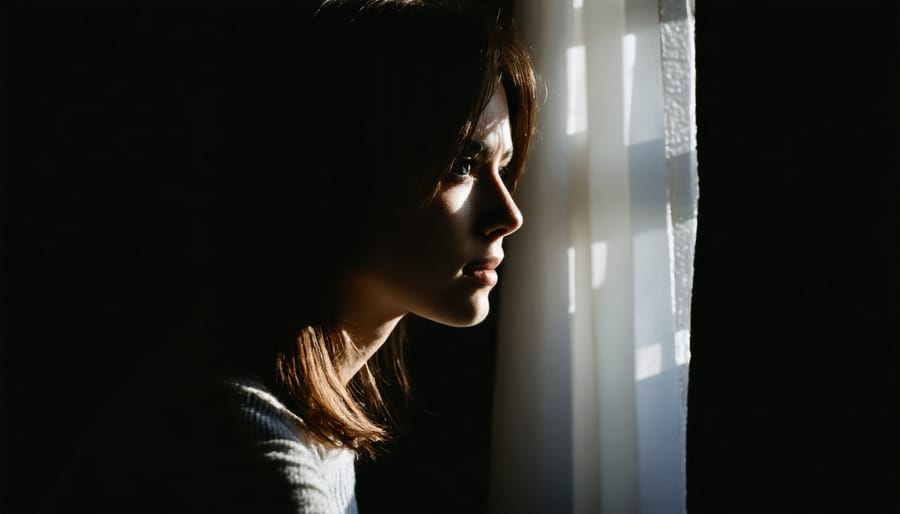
top-left (226, 378), bottom-right (358, 514)
top-left (41, 354), bottom-right (359, 514)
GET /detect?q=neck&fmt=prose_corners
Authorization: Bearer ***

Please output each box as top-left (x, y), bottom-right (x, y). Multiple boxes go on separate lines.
top-left (337, 272), bottom-right (406, 384)
top-left (337, 317), bottom-right (403, 384)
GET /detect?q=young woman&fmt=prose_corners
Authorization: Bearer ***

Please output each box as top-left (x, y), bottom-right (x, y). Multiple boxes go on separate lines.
top-left (42, 1), bottom-right (536, 512)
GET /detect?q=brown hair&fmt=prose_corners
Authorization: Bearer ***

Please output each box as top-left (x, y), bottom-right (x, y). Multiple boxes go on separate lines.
top-left (214, 0), bottom-right (537, 459)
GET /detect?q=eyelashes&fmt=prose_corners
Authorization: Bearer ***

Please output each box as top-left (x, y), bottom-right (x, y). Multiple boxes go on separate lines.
top-left (451, 157), bottom-right (476, 177)
top-left (448, 157), bottom-right (514, 189)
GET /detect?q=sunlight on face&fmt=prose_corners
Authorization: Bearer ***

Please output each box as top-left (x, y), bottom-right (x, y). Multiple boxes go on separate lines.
top-left (344, 84), bottom-right (523, 327)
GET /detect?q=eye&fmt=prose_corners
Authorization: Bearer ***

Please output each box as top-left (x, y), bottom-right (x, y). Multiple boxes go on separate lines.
top-left (451, 157), bottom-right (476, 178)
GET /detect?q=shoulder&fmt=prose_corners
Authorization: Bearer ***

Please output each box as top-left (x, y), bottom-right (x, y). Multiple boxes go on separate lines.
top-left (224, 377), bottom-right (310, 445)
top-left (223, 377), bottom-right (359, 514)
top-left (41, 358), bottom-right (299, 513)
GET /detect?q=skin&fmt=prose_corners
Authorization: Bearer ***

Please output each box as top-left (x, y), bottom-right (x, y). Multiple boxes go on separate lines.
top-left (337, 84), bottom-right (523, 383)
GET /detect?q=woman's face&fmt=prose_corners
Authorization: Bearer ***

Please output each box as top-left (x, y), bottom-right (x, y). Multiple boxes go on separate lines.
top-left (343, 84), bottom-right (523, 327)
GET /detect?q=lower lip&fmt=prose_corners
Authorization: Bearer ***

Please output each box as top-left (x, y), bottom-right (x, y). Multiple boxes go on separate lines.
top-left (465, 269), bottom-right (498, 286)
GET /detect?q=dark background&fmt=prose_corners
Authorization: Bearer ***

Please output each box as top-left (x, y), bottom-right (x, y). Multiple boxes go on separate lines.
top-left (688, 1), bottom-right (898, 513)
top-left (1, 1), bottom-right (898, 514)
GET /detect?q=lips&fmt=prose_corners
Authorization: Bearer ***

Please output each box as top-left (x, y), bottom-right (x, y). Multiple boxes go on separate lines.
top-left (463, 256), bottom-right (503, 286)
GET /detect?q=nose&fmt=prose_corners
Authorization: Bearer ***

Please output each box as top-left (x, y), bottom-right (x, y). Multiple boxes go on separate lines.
top-left (481, 172), bottom-right (524, 240)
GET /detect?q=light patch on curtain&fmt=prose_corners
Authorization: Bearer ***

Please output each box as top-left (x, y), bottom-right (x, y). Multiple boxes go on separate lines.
top-left (675, 329), bottom-right (691, 366)
top-left (566, 45), bottom-right (587, 135)
top-left (590, 241), bottom-right (608, 289)
top-left (622, 33), bottom-right (636, 146)
top-left (635, 343), bottom-right (663, 381)
top-left (567, 246), bottom-right (576, 314)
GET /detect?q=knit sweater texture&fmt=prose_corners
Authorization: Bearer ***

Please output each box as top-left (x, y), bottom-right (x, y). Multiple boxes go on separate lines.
top-left (41, 350), bottom-right (359, 514)
top-left (226, 378), bottom-right (358, 514)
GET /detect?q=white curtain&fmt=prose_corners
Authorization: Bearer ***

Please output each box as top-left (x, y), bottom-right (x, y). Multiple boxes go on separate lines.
top-left (490, 0), bottom-right (697, 512)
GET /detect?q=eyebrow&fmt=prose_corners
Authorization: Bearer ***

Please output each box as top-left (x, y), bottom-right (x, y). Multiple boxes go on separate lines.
top-left (462, 140), bottom-right (514, 163)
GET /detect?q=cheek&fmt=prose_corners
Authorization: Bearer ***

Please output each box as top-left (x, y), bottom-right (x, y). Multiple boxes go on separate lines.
top-left (370, 183), bottom-right (475, 278)
top-left (439, 182), bottom-right (471, 215)
top-left (398, 187), bottom-right (473, 270)
top-left (418, 185), bottom-right (474, 252)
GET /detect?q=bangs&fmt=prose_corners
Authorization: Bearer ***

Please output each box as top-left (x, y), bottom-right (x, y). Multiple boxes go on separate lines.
top-left (435, 17), bottom-right (537, 199)
top-left (499, 31), bottom-right (538, 193)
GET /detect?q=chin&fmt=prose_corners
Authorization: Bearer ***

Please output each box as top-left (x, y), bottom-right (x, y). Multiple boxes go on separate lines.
top-left (424, 296), bottom-right (492, 328)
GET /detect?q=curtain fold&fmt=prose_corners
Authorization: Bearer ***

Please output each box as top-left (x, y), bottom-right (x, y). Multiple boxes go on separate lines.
top-left (490, 0), bottom-right (697, 513)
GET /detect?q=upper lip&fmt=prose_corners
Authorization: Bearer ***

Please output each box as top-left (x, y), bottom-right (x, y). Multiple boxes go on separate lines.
top-left (464, 255), bottom-right (503, 273)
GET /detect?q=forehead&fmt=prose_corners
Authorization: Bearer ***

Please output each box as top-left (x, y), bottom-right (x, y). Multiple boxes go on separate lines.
top-left (472, 85), bottom-right (512, 155)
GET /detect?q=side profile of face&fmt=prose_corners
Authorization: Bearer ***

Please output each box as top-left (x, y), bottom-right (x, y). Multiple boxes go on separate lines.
top-left (343, 84), bottom-right (524, 328)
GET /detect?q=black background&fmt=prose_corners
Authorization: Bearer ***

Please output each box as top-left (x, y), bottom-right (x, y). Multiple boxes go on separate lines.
top-left (2, 1), bottom-right (898, 514)
top-left (688, 1), bottom-right (898, 513)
